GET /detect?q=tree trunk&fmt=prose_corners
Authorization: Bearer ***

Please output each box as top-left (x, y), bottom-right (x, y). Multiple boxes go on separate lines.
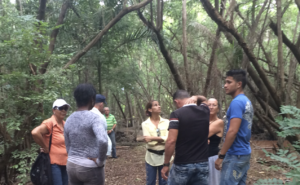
top-left (276, 0), bottom-right (285, 100)
top-left (138, 12), bottom-right (186, 90)
top-left (97, 60), bottom-right (102, 93)
top-left (113, 93), bottom-right (127, 121)
top-left (203, 0), bottom-right (225, 96)
top-left (182, 0), bottom-right (192, 94)
top-left (125, 91), bottom-right (133, 127)
top-left (286, 12), bottom-right (300, 105)
top-left (37, 0), bottom-right (47, 21)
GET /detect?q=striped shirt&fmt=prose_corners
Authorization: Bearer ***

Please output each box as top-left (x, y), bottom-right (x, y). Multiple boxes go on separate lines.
top-left (105, 114), bottom-right (117, 130)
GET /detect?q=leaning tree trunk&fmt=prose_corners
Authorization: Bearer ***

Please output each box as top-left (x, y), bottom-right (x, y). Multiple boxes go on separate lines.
top-left (182, 0), bottom-right (192, 94)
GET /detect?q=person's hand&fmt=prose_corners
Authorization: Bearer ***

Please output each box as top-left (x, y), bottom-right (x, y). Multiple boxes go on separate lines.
top-left (88, 157), bottom-right (97, 163)
top-left (107, 130), bottom-right (111, 134)
top-left (208, 139), bottom-right (210, 144)
top-left (161, 166), bottom-right (169, 180)
top-left (40, 147), bottom-right (49, 153)
top-left (144, 136), bottom-right (152, 143)
top-left (185, 96), bottom-right (198, 105)
top-left (215, 158), bottom-right (223, 170)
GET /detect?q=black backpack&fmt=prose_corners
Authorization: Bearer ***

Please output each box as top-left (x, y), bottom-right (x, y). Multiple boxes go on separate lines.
top-left (30, 125), bottom-right (53, 185)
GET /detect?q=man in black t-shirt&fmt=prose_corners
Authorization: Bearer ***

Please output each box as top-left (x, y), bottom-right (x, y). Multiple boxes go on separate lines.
top-left (161, 90), bottom-right (209, 185)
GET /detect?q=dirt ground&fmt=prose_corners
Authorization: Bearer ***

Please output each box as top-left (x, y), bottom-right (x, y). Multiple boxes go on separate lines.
top-left (105, 142), bottom-right (289, 185)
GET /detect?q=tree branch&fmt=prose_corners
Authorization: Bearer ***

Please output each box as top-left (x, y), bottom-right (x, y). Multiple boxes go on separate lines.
top-left (270, 20), bottom-right (300, 64)
top-left (40, 0), bottom-right (71, 74)
top-left (138, 11), bottom-right (186, 90)
top-left (200, 0), bottom-right (282, 109)
top-left (63, 0), bottom-right (153, 69)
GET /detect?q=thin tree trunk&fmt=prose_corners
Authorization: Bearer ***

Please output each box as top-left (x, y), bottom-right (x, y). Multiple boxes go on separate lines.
top-left (113, 93), bottom-right (127, 121)
top-left (125, 91), bottom-right (133, 127)
top-left (276, 0), bottom-right (285, 100)
top-left (286, 12), bottom-right (300, 105)
top-left (18, 0), bottom-right (23, 15)
top-left (138, 12), bottom-right (186, 90)
top-left (39, 0), bottom-right (70, 74)
top-left (156, 0), bottom-right (161, 29)
top-left (203, 0), bottom-right (225, 96)
top-left (182, 0), bottom-right (192, 94)
top-left (97, 60), bottom-right (102, 93)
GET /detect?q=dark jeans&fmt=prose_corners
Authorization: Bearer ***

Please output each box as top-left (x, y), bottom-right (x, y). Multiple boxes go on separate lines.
top-left (108, 130), bottom-right (117, 158)
top-left (220, 154), bottom-right (251, 185)
top-left (168, 162), bottom-right (209, 185)
top-left (51, 164), bottom-right (68, 185)
top-left (66, 161), bottom-right (105, 185)
top-left (145, 162), bottom-right (167, 185)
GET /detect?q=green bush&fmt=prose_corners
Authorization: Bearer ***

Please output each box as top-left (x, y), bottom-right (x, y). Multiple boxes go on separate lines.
top-left (11, 144), bottom-right (39, 185)
top-left (255, 105), bottom-right (300, 185)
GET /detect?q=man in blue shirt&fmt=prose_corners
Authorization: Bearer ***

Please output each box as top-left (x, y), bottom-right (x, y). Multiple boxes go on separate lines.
top-left (215, 69), bottom-right (253, 185)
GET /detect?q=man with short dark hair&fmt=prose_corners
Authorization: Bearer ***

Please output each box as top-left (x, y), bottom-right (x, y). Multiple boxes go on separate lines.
top-left (215, 69), bottom-right (253, 185)
top-left (161, 90), bottom-right (210, 185)
top-left (104, 107), bottom-right (118, 158)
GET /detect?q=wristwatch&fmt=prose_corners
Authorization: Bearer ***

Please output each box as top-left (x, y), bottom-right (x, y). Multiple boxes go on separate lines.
top-left (218, 153), bottom-right (226, 159)
top-left (163, 163), bottom-right (170, 167)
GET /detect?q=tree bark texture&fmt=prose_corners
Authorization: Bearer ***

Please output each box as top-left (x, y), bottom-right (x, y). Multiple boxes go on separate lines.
top-left (64, 0), bottom-right (153, 69)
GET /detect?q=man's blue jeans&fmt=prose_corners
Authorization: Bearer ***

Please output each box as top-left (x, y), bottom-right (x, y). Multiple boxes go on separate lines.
top-left (146, 162), bottom-right (167, 185)
top-left (108, 130), bottom-right (117, 158)
top-left (51, 164), bottom-right (68, 185)
top-left (220, 154), bottom-right (251, 185)
top-left (168, 161), bottom-right (209, 185)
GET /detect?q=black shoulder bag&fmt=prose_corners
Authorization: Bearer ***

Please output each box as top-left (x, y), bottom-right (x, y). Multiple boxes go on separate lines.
top-left (30, 125), bottom-right (54, 185)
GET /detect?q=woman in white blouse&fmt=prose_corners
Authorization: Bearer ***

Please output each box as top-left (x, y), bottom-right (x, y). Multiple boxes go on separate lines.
top-left (142, 100), bottom-right (170, 185)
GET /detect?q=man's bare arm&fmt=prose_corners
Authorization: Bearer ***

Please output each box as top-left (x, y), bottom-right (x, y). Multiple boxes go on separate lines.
top-left (164, 129), bottom-right (178, 164)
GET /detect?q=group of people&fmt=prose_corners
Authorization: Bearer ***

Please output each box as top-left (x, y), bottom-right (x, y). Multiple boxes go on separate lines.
top-left (31, 84), bottom-right (118, 185)
top-left (142, 69), bottom-right (253, 185)
top-left (31, 69), bottom-right (253, 185)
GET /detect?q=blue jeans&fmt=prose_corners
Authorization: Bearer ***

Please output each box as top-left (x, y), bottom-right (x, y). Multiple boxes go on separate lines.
top-left (108, 130), bottom-right (117, 158)
top-left (51, 164), bottom-right (68, 185)
top-left (220, 154), bottom-right (251, 185)
top-left (168, 162), bottom-right (209, 185)
top-left (146, 162), bottom-right (167, 185)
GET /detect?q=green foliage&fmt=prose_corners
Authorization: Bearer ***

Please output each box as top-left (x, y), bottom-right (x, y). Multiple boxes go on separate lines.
top-left (11, 144), bottom-right (39, 185)
top-left (257, 106), bottom-right (300, 184)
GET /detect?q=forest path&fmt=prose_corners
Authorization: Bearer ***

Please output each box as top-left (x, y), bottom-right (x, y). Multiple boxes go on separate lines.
top-left (104, 139), bottom-right (290, 185)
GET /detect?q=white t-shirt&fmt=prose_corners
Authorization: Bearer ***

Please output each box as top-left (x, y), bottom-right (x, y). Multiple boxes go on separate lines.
top-left (91, 107), bottom-right (107, 130)
top-left (90, 107), bottom-right (112, 156)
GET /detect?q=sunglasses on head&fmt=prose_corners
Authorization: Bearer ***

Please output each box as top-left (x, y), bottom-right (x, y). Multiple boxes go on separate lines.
top-left (55, 106), bottom-right (69, 111)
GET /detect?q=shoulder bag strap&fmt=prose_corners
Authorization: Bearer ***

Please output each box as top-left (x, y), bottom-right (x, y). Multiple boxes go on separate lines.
top-left (48, 124), bottom-right (54, 152)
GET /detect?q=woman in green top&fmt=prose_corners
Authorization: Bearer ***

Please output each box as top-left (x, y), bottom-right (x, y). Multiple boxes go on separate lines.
top-left (142, 100), bottom-right (170, 185)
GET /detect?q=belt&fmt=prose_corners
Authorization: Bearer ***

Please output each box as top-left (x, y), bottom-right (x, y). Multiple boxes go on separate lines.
top-left (147, 149), bottom-right (165, 155)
